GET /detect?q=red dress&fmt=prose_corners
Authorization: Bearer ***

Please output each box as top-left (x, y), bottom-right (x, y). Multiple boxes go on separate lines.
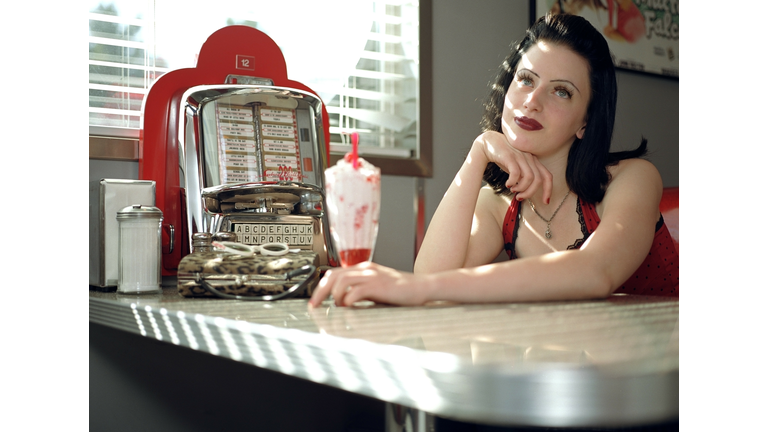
top-left (502, 196), bottom-right (679, 296)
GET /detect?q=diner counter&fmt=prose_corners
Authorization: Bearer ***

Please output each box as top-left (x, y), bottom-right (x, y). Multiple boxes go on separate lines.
top-left (89, 287), bottom-right (678, 428)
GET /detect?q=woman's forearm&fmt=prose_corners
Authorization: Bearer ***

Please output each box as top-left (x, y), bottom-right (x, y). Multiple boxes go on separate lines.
top-left (413, 143), bottom-right (488, 274)
top-left (420, 250), bottom-right (614, 304)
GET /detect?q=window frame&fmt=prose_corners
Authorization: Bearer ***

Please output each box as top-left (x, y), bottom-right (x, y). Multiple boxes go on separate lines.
top-left (89, 0), bottom-right (432, 178)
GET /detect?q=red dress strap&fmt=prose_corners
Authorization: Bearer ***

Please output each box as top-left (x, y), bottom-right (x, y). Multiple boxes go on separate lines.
top-left (502, 199), bottom-right (521, 259)
top-left (501, 196), bottom-right (679, 296)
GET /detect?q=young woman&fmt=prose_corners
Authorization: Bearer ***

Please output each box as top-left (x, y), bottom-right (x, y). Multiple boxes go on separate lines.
top-left (309, 13), bottom-right (678, 308)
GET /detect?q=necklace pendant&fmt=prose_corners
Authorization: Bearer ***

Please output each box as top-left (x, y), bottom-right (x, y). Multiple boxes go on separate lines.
top-left (545, 226), bottom-right (552, 239)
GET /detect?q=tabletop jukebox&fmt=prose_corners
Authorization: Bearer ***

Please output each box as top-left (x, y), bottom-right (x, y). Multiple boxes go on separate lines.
top-left (140, 26), bottom-right (338, 276)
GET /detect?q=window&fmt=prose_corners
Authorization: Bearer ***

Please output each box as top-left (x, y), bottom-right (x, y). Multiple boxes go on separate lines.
top-left (88, 0), bottom-right (431, 176)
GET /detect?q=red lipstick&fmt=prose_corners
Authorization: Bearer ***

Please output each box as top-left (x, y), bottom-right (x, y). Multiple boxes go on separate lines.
top-left (514, 116), bottom-right (543, 131)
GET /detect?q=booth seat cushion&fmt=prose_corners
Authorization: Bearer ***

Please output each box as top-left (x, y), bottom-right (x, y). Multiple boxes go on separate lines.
top-left (660, 187), bottom-right (679, 251)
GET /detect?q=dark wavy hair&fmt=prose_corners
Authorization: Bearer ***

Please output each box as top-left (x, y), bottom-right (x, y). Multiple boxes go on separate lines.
top-left (481, 13), bottom-right (647, 203)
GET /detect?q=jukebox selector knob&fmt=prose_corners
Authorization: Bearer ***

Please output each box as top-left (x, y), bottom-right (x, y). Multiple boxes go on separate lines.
top-left (299, 192), bottom-right (323, 215)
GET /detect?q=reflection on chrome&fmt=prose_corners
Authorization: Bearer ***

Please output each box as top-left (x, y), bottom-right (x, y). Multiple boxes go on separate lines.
top-left (160, 308), bottom-right (180, 345)
top-left (388, 349), bottom-right (445, 413)
top-left (145, 305), bottom-right (164, 341)
top-left (364, 357), bottom-right (401, 402)
top-left (177, 311), bottom-right (200, 351)
top-left (293, 342), bottom-right (329, 383)
top-left (470, 340), bottom-right (523, 365)
top-left (195, 313), bottom-right (221, 356)
top-left (130, 303), bottom-right (147, 337)
top-left (214, 317), bottom-right (243, 362)
top-left (268, 333), bottom-right (297, 375)
top-left (238, 325), bottom-right (269, 368)
top-left (324, 347), bottom-right (363, 392)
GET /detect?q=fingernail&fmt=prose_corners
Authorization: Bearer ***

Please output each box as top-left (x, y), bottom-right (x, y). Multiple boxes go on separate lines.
top-left (546, 197), bottom-right (550, 204)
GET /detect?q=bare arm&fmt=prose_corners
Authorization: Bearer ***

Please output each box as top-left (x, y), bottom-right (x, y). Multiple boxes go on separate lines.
top-left (309, 158), bottom-right (662, 307)
top-left (412, 138), bottom-right (495, 273)
top-left (414, 132), bottom-right (553, 273)
top-left (418, 159), bottom-right (664, 303)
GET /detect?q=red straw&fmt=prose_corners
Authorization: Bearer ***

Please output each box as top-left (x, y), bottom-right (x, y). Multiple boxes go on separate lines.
top-left (351, 132), bottom-right (359, 169)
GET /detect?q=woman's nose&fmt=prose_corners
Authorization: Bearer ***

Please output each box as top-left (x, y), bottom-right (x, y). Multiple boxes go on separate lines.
top-left (524, 88), bottom-right (543, 112)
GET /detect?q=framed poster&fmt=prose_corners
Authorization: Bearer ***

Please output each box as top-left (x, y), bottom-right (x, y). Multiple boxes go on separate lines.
top-left (532, 0), bottom-right (678, 78)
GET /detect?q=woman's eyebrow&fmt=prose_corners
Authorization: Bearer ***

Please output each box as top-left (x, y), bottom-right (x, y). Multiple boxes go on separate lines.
top-left (517, 68), bottom-right (539, 78)
top-left (517, 68), bottom-right (581, 94)
top-left (552, 79), bottom-right (581, 94)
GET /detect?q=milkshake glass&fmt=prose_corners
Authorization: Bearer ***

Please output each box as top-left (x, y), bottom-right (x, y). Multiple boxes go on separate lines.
top-left (324, 154), bottom-right (380, 267)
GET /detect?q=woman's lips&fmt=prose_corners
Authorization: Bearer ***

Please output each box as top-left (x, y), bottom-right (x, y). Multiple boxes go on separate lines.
top-left (514, 116), bottom-right (543, 131)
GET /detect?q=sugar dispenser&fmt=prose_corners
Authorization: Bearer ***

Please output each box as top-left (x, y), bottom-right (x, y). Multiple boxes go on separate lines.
top-left (117, 204), bottom-right (163, 294)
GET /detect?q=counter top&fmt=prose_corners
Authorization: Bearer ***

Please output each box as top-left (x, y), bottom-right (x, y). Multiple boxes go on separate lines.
top-left (89, 287), bottom-right (678, 427)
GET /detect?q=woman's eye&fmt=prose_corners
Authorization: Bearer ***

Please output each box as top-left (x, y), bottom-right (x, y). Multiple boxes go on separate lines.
top-left (555, 88), bottom-right (572, 99)
top-left (517, 74), bottom-right (534, 87)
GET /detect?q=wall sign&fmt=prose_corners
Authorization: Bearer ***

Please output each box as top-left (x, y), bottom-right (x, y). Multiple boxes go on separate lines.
top-left (533, 0), bottom-right (679, 78)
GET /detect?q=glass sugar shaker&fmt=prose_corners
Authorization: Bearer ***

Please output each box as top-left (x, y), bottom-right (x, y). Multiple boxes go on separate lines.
top-left (192, 232), bottom-right (213, 253)
top-left (116, 204), bottom-right (163, 294)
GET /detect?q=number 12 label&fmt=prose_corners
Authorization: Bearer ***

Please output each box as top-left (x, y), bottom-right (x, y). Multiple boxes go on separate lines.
top-left (236, 55), bottom-right (255, 71)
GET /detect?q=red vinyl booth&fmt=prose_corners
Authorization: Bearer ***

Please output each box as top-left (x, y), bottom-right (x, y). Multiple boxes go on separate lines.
top-left (660, 187), bottom-right (679, 252)
top-left (139, 26), bottom-right (331, 275)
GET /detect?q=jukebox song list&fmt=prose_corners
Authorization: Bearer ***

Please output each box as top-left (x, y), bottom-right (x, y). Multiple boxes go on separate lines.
top-left (215, 103), bottom-right (303, 184)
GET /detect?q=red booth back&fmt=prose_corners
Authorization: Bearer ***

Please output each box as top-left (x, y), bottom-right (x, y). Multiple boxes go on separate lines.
top-left (660, 187), bottom-right (679, 252)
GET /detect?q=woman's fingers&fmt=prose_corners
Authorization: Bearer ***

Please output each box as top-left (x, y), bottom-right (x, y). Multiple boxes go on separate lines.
top-left (505, 153), bottom-right (533, 192)
top-left (492, 148), bottom-right (553, 204)
top-left (308, 264), bottom-right (381, 307)
top-left (309, 263), bottom-right (424, 308)
top-left (478, 132), bottom-right (551, 201)
top-left (507, 153), bottom-right (538, 197)
top-left (511, 153), bottom-right (553, 202)
top-left (500, 152), bottom-right (552, 203)
top-left (328, 268), bottom-right (376, 306)
top-left (308, 269), bottom-right (334, 307)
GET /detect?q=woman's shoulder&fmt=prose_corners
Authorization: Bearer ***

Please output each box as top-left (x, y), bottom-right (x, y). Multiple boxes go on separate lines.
top-left (478, 185), bottom-right (513, 221)
top-left (607, 158), bottom-right (662, 187)
top-left (599, 158), bottom-right (663, 213)
top-left (479, 184), bottom-right (513, 208)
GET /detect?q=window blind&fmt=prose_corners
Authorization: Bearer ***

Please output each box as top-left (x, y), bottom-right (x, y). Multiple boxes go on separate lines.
top-left (88, 1), bottom-right (419, 157)
top-left (88, 2), bottom-right (166, 133)
top-left (329, 1), bottom-right (420, 158)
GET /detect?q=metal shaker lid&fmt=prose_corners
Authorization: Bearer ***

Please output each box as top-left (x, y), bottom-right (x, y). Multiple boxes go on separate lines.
top-left (192, 232), bottom-right (213, 245)
top-left (117, 204), bottom-right (163, 220)
top-left (212, 232), bottom-right (238, 242)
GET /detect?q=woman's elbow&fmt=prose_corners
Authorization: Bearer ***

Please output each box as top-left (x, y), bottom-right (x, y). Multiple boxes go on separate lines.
top-left (413, 254), bottom-right (439, 274)
top-left (587, 268), bottom-right (616, 299)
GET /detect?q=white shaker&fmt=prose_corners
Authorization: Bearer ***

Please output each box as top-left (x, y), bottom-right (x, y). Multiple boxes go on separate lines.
top-left (116, 204), bottom-right (163, 294)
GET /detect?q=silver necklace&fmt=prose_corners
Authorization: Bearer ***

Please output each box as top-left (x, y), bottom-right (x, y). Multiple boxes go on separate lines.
top-left (526, 191), bottom-right (571, 239)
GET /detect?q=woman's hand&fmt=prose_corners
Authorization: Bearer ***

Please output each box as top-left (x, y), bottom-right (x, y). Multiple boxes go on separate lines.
top-left (308, 263), bottom-right (428, 308)
top-left (474, 131), bottom-right (553, 203)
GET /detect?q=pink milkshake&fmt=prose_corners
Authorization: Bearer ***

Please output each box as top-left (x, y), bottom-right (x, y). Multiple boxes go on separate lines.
top-left (324, 137), bottom-right (380, 267)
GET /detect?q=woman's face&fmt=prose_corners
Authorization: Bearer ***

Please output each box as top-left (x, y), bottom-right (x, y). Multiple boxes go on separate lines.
top-left (501, 41), bottom-right (591, 160)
